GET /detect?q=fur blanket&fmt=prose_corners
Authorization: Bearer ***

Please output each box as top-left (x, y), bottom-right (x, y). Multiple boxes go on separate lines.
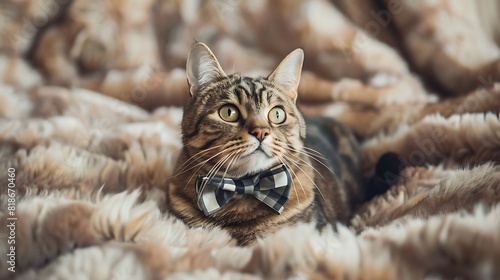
top-left (1, 0), bottom-right (500, 279)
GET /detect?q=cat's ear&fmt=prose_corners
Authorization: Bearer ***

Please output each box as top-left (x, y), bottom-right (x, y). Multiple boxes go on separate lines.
top-left (268, 48), bottom-right (304, 102)
top-left (186, 42), bottom-right (227, 96)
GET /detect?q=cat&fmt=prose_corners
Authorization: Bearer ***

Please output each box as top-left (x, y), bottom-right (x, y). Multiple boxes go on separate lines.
top-left (167, 42), bottom-right (398, 245)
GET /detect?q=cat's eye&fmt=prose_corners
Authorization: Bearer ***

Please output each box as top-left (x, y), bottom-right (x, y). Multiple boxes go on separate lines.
top-left (219, 104), bottom-right (240, 122)
top-left (268, 107), bottom-right (286, 124)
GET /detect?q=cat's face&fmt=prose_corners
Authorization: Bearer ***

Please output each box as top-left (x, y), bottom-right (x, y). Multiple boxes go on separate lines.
top-left (181, 43), bottom-right (306, 177)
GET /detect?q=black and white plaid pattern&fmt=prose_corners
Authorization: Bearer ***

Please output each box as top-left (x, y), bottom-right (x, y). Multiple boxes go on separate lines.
top-left (195, 164), bottom-right (292, 216)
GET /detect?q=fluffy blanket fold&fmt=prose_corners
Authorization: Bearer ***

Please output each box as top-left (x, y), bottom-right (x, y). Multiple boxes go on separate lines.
top-left (1, 0), bottom-right (500, 279)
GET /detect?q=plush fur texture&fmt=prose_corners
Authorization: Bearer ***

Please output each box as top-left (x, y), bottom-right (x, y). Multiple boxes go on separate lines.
top-left (1, 0), bottom-right (500, 279)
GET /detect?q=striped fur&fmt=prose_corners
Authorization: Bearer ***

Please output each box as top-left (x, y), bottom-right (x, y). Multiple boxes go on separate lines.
top-left (167, 43), bottom-right (364, 245)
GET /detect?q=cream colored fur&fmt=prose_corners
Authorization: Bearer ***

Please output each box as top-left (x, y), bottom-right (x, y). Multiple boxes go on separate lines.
top-left (1, 0), bottom-right (499, 279)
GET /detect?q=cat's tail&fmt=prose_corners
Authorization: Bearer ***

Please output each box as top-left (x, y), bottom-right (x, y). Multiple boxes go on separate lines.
top-left (365, 152), bottom-right (406, 201)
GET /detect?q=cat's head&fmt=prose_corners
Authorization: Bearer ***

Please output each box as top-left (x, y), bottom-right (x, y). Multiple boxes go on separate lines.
top-left (181, 42), bottom-right (305, 177)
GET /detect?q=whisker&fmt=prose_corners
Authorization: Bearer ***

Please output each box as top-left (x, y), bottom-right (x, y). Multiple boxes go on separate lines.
top-left (198, 152), bottom-right (235, 195)
top-left (271, 144), bottom-right (307, 198)
top-left (301, 146), bottom-right (331, 160)
top-left (182, 144), bottom-right (245, 191)
top-left (282, 153), bottom-right (327, 204)
top-left (171, 150), bottom-right (228, 181)
top-left (284, 151), bottom-right (327, 181)
top-left (275, 138), bottom-right (331, 161)
top-left (221, 148), bottom-right (243, 179)
top-left (173, 143), bottom-right (227, 174)
top-left (199, 146), bottom-right (247, 195)
top-left (275, 155), bottom-right (301, 204)
top-left (277, 144), bottom-right (337, 179)
top-left (271, 143), bottom-right (328, 181)
top-left (271, 142), bottom-right (327, 204)
top-left (172, 139), bottom-right (248, 178)
top-left (206, 149), bottom-right (239, 182)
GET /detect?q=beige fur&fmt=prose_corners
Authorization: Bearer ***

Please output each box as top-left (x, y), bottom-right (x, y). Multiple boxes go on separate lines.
top-left (2, 190), bottom-right (499, 279)
top-left (362, 112), bottom-right (500, 175)
top-left (390, 0), bottom-right (500, 95)
top-left (352, 164), bottom-right (500, 229)
top-left (1, 0), bottom-right (499, 278)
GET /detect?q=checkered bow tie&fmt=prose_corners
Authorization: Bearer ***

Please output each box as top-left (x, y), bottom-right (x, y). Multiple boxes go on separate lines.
top-left (195, 164), bottom-right (292, 216)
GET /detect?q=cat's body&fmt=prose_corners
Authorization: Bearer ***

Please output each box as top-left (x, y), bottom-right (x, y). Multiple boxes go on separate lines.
top-left (167, 43), bottom-right (366, 245)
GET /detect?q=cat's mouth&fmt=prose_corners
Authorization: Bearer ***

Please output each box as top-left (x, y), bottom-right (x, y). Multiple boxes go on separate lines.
top-left (238, 143), bottom-right (273, 162)
top-left (247, 144), bottom-right (271, 158)
top-left (227, 142), bottom-right (278, 177)
top-left (252, 146), bottom-right (265, 154)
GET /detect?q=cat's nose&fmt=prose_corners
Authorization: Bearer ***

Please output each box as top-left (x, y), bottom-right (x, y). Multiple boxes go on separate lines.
top-left (250, 127), bottom-right (270, 142)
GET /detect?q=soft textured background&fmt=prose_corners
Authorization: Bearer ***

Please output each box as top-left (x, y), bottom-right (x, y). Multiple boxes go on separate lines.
top-left (0, 0), bottom-right (500, 279)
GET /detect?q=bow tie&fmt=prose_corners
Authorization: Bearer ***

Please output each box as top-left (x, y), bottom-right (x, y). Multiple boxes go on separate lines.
top-left (195, 164), bottom-right (292, 216)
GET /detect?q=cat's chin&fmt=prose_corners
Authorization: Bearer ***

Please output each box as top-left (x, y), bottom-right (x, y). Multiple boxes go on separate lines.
top-left (229, 151), bottom-right (278, 178)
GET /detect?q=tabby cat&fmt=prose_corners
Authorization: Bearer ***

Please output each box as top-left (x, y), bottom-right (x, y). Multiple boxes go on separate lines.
top-left (167, 43), bottom-right (391, 245)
